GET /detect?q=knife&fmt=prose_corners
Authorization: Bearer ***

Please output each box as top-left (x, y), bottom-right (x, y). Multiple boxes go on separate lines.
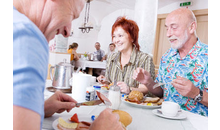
top-left (76, 100), bottom-right (103, 107)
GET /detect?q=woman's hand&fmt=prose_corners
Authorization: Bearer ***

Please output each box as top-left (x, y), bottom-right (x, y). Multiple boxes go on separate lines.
top-left (117, 81), bottom-right (130, 94)
top-left (97, 75), bottom-right (107, 85)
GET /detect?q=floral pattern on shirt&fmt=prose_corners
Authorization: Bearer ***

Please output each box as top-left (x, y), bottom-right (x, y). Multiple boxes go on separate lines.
top-left (156, 39), bottom-right (208, 116)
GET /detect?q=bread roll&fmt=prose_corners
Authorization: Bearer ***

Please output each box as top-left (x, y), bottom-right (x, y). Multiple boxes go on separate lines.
top-left (128, 90), bottom-right (143, 102)
top-left (112, 110), bottom-right (132, 127)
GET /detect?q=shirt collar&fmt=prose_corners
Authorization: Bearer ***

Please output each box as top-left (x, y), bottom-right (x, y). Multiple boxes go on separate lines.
top-left (113, 47), bottom-right (137, 67)
top-left (170, 38), bottom-right (201, 59)
top-left (187, 38), bottom-right (201, 58)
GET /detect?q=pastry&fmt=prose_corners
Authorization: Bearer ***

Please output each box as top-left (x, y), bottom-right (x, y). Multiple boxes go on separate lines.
top-left (112, 110), bottom-right (132, 127)
top-left (128, 90), bottom-right (143, 102)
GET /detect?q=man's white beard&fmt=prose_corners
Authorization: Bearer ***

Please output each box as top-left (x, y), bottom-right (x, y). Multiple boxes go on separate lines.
top-left (170, 30), bottom-right (188, 50)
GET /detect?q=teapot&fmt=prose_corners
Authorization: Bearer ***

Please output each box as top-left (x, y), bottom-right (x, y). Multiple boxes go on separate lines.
top-left (50, 59), bottom-right (74, 88)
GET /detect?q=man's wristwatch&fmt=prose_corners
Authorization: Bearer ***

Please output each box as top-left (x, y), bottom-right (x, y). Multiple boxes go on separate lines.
top-left (194, 89), bottom-right (203, 102)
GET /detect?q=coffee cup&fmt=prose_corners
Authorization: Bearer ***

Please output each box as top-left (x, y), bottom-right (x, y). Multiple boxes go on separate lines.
top-left (71, 73), bottom-right (92, 102)
top-left (161, 101), bottom-right (180, 117)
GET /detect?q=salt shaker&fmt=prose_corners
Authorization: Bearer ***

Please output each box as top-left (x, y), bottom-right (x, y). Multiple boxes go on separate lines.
top-left (108, 85), bottom-right (121, 110)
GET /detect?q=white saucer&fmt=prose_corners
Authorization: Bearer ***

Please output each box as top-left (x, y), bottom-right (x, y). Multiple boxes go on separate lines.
top-left (152, 109), bottom-right (187, 120)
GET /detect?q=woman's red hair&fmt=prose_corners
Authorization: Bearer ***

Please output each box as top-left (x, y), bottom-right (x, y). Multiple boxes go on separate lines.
top-left (111, 16), bottom-right (140, 51)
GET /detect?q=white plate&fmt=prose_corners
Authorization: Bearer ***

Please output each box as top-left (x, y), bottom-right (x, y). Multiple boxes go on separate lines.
top-left (54, 86), bottom-right (71, 89)
top-left (152, 109), bottom-right (187, 120)
top-left (53, 115), bottom-right (129, 130)
top-left (52, 115), bottom-right (92, 130)
top-left (122, 98), bottom-right (161, 109)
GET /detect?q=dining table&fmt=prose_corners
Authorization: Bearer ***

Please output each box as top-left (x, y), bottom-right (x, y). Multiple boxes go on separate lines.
top-left (42, 80), bottom-right (208, 130)
top-left (72, 59), bottom-right (106, 75)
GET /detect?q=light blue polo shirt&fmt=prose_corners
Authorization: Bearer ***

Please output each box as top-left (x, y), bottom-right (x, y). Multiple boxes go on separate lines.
top-left (13, 6), bottom-right (49, 128)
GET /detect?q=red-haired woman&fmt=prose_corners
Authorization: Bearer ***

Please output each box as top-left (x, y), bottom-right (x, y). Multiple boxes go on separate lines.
top-left (97, 16), bottom-right (155, 94)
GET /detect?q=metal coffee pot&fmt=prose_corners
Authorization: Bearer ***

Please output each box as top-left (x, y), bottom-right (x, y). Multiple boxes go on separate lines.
top-left (50, 59), bottom-right (74, 88)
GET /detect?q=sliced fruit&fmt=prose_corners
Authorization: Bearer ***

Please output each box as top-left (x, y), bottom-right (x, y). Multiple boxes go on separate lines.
top-left (70, 113), bottom-right (79, 123)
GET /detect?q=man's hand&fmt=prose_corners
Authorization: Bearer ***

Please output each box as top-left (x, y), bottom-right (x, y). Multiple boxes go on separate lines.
top-left (172, 76), bottom-right (199, 99)
top-left (44, 90), bottom-right (77, 117)
top-left (132, 68), bottom-right (153, 86)
top-left (133, 68), bottom-right (163, 97)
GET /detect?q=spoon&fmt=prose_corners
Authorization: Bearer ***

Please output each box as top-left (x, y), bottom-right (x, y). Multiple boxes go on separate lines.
top-left (153, 82), bottom-right (172, 89)
top-left (153, 77), bottom-right (188, 89)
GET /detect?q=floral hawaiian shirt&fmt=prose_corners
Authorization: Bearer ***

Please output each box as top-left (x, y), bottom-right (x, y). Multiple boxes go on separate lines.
top-left (155, 39), bottom-right (208, 116)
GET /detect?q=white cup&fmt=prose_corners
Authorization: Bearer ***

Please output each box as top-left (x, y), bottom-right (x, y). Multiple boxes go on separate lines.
top-left (161, 101), bottom-right (180, 117)
top-left (71, 73), bottom-right (92, 102)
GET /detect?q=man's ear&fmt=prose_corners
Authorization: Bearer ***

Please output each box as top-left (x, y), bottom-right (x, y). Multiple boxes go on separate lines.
top-left (189, 21), bottom-right (197, 34)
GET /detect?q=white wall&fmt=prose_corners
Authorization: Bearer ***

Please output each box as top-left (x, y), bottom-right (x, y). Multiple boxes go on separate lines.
top-left (68, 14), bottom-right (99, 54)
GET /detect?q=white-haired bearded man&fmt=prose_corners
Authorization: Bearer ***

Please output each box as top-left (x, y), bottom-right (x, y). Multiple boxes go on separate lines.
top-left (133, 8), bottom-right (208, 116)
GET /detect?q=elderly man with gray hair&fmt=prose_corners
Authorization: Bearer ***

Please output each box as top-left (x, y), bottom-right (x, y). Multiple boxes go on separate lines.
top-left (133, 8), bottom-right (208, 116)
top-left (13, 0), bottom-right (124, 129)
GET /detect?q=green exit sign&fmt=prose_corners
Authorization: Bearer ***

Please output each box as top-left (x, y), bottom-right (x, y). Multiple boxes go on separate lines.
top-left (180, 2), bottom-right (192, 7)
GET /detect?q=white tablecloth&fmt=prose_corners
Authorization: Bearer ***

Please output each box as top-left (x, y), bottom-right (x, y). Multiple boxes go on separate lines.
top-left (73, 59), bottom-right (106, 70)
top-left (43, 80), bottom-right (208, 130)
